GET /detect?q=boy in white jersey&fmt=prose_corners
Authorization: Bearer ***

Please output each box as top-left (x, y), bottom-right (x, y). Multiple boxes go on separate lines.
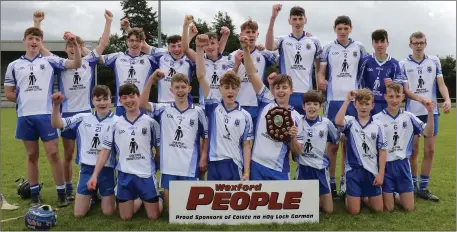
top-left (265, 5), bottom-right (322, 115)
top-left (195, 34), bottom-right (254, 180)
top-left (400, 32), bottom-right (451, 201)
top-left (4, 27), bottom-right (82, 208)
top-left (51, 85), bottom-right (118, 217)
top-left (228, 19), bottom-right (279, 126)
top-left (317, 15), bottom-right (368, 198)
top-left (33, 9), bottom-right (113, 201)
top-left (335, 89), bottom-right (387, 215)
top-left (139, 70), bottom-right (209, 212)
top-left (294, 90), bottom-right (339, 213)
top-left (373, 83), bottom-right (434, 211)
top-left (100, 28), bottom-right (162, 116)
top-left (240, 35), bottom-right (302, 180)
top-left (88, 83), bottom-right (162, 221)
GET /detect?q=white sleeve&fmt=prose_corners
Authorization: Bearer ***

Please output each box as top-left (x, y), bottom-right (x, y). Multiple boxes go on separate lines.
top-left (61, 113), bottom-right (88, 131)
top-left (101, 122), bottom-right (115, 150)
top-left (4, 62), bottom-right (16, 86)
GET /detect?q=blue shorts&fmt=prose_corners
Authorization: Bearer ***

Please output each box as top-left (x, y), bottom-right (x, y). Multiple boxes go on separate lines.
top-left (116, 171), bottom-right (158, 201)
top-left (207, 159), bottom-right (242, 181)
top-left (160, 174), bottom-right (198, 190)
top-left (77, 164), bottom-right (115, 197)
top-left (346, 167), bottom-right (382, 197)
top-left (417, 114), bottom-right (439, 136)
top-left (324, 101), bottom-right (357, 123)
top-left (383, 158), bottom-right (414, 193)
top-left (16, 115), bottom-right (59, 141)
top-left (61, 110), bottom-right (92, 140)
top-left (371, 101), bottom-right (387, 116)
top-left (242, 106), bottom-right (259, 130)
top-left (295, 165), bottom-right (330, 195)
top-left (289, 93), bottom-right (305, 116)
top-left (250, 160), bottom-right (289, 180)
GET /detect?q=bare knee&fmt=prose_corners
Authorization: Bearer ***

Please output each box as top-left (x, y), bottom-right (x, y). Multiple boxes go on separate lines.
top-left (147, 213), bottom-right (159, 221)
top-left (47, 150), bottom-right (60, 163)
top-left (384, 203), bottom-right (395, 212)
top-left (346, 205), bottom-right (360, 215)
top-left (322, 206), bottom-right (333, 214)
top-left (102, 207), bottom-right (115, 216)
top-left (74, 211), bottom-right (87, 217)
top-left (402, 202), bottom-right (415, 212)
top-left (120, 214), bottom-right (133, 221)
top-left (27, 152), bottom-right (39, 163)
top-left (371, 204), bottom-right (384, 213)
top-left (424, 146), bottom-right (435, 157)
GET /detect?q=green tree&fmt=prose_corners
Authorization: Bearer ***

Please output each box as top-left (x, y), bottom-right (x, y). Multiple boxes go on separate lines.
top-left (438, 55), bottom-right (456, 101)
top-left (120, 0), bottom-right (167, 47)
top-left (211, 11), bottom-right (239, 56)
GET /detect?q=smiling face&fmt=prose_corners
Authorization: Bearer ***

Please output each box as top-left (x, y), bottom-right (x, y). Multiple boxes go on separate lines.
top-left (271, 74), bottom-right (294, 106)
top-left (126, 28), bottom-right (146, 56)
top-left (170, 74), bottom-right (191, 103)
top-left (384, 83), bottom-right (405, 111)
top-left (91, 85), bottom-right (112, 115)
top-left (23, 27), bottom-right (43, 54)
top-left (167, 35), bottom-right (184, 59)
top-left (302, 90), bottom-right (324, 119)
top-left (118, 84), bottom-right (141, 113)
top-left (204, 33), bottom-right (220, 58)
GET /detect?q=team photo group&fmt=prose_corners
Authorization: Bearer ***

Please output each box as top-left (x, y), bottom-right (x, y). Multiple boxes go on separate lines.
top-left (3, 2), bottom-right (452, 223)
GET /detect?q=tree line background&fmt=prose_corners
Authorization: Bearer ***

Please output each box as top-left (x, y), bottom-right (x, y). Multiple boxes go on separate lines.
top-left (97, 0), bottom-right (456, 103)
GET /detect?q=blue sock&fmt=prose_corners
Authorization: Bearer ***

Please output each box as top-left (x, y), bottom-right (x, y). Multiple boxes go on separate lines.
top-left (30, 184), bottom-right (40, 197)
top-left (412, 176), bottom-right (418, 189)
top-left (66, 182), bottom-right (73, 191)
top-left (330, 177), bottom-right (336, 191)
top-left (419, 175), bottom-right (429, 190)
top-left (56, 185), bottom-right (66, 195)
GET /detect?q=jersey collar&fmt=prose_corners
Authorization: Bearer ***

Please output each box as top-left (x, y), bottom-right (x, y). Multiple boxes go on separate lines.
top-left (238, 47), bottom-right (257, 55)
top-left (171, 102), bottom-right (194, 114)
top-left (382, 108), bottom-right (403, 120)
top-left (407, 54), bottom-right (428, 65)
top-left (334, 38), bottom-right (354, 49)
top-left (221, 100), bottom-right (241, 113)
top-left (124, 50), bottom-right (143, 58)
top-left (123, 111), bottom-right (144, 125)
top-left (93, 110), bottom-right (114, 122)
top-left (288, 31), bottom-right (307, 41)
top-left (21, 53), bottom-right (42, 63)
top-left (168, 52), bottom-right (185, 61)
top-left (371, 53), bottom-right (391, 66)
top-left (304, 115), bottom-right (322, 127)
top-left (205, 53), bottom-right (223, 62)
top-left (355, 115), bottom-right (373, 129)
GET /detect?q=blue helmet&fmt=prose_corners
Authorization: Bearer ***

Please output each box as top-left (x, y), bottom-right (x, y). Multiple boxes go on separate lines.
top-left (25, 205), bottom-right (57, 231)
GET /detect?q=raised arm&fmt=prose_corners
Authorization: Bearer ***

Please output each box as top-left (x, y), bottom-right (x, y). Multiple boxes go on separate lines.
top-left (335, 91), bottom-right (356, 126)
top-left (140, 69), bottom-right (165, 112)
top-left (265, 4), bottom-right (282, 51)
top-left (182, 15), bottom-right (197, 62)
top-left (51, 92), bottom-right (65, 128)
top-left (63, 37), bottom-right (82, 69)
top-left (241, 36), bottom-right (263, 94)
top-left (95, 10), bottom-right (113, 56)
top-left (218, 26), bottom-right (230, 54)
top-left (195, 34), bottom-right (210, 98)
top-left (32, 10), bottom-right (53, 57)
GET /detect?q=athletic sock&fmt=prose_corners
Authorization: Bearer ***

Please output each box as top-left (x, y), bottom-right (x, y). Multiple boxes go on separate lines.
top-left (30, 184), bottom-right (40, 197)
top-left (419, 175), bottom-right (430, 191)
top-left (66, 182), bottom-right (73, 192)
top-left (412, 176), bottom-right (418, 189)
top-left (330, 177), bottom-right (336, 191)
top-left (56, 185), bottom-right (66, 195)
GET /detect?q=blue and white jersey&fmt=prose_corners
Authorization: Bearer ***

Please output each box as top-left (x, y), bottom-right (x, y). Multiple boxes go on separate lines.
top-left (61, 111), bottom-right (119, 167)
top-left (400, 54), bottom-right (442, 116)
top-left (295, 116), bottom-right (339, 170)
top-left (57, 49), bottom-right (100, 113)
top-left (151, 52), bottom-right (195, 103)
top-left (148, 102), bottom-right (208, 177)
top-left (277, 33), bottom-right (322, 93)
top-left (251, 85), bottom-right (302, 173)
top-left (373, 109), bottom-right (426, 162)
top-left (4, 54), bottom-right (66, 117)
top-left (204, 94), bottom-right (254, 170)
top-left (102, 49), bottom-right (163, 106)
top-left (320, 39), bottom-right (368, 101)
top-left (227, 49), bottom-right (278, 107)
top-left (338, 116), bottom-right (388, 176)
top-left (101, 113), bottom-right (160, 178)
top-left (358, 54), bottom-right (404, 102)
top-left (198, 54), bottom-right (233, 105)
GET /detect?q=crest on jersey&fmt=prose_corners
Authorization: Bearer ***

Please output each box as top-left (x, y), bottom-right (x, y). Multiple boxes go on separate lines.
top-left (235, 119), bottom-right (240, 127)
top-left (371, 132), bottom-right (376, 140)
top-left (402, 121), bottom-right (408, 128)
top-left (256, 56), bottom-right (261, 63)
top-left (40, 64), bottom-right (45, 70)
top-left (427, 66), bottom-right (432, 73)
top-left (386, 69), bottom-right (391, 76)
top-left (190, 119), bottom-right (195, 127)
top-left (306, 43), bottom-right (311, 50)
top-left (140, 59), bottom-right (144, 64)
top-left (142, 127), bottom-right (147, 135)
top-left (353, 51), bottom-right (358, 57)
top-left (319, 130), bottom-right (324, 138)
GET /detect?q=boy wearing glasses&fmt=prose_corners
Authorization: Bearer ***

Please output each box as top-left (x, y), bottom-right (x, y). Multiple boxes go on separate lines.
top-left (399, 31), bottom-right (451, 201)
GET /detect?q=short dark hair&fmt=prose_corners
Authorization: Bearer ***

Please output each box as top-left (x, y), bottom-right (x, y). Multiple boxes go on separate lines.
top-left (303, 90), bottom-right (324, 105)
top-left (205, 32), bottom-right (218, 41)
top-left (118, 83), bottom-right (140, 97)
top-left (24, 27), bottom-right (43, 40)
top-left (167, 35), bottom-right (182, 44)
top-left (92, 85), bottom-right (112, 98)
top-left (127, 28), bottom-right (146, 41)
top-left (334, 15), bottom-right (352, 27)
top-left (372, 29), bottom-right (388, 42)
top-left (272, 74), bottom-right (293, 89)
top-left (290, 6), bottom-right (305, 17)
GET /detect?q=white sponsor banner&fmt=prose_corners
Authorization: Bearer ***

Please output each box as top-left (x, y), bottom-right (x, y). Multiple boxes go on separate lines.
top-left (169, 180), bottom-right (319, 225)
